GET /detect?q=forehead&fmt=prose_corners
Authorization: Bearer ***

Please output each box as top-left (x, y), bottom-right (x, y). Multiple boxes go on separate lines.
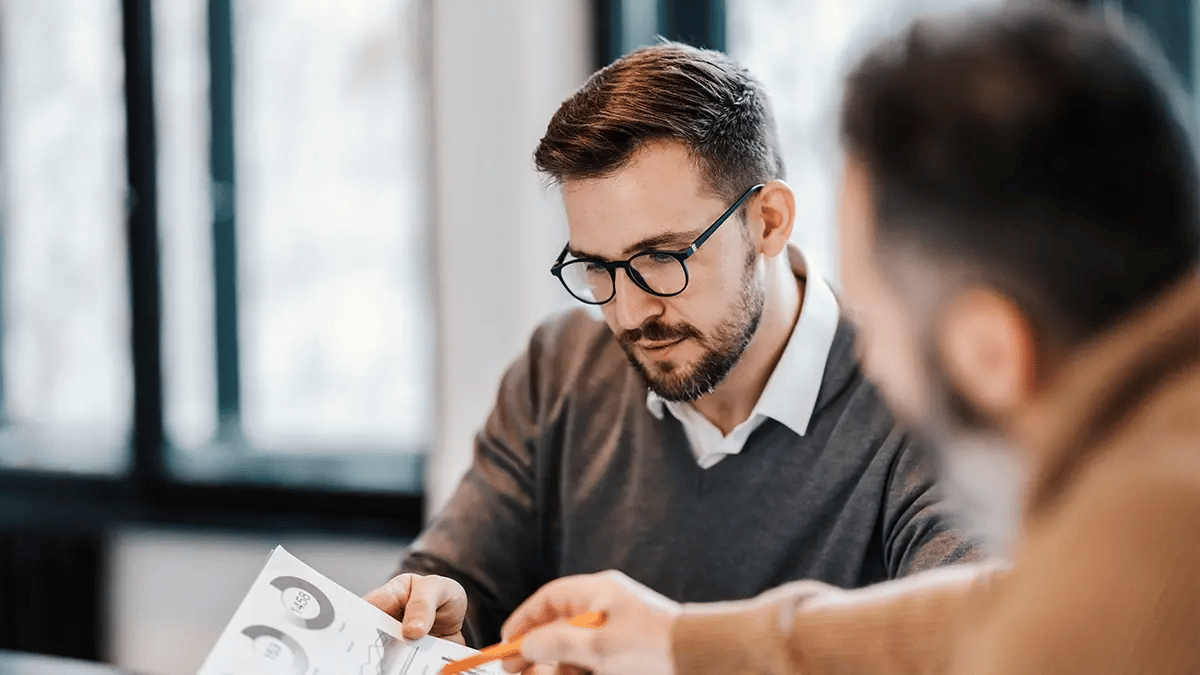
top-left (561, 142), bottom-right (726, 258)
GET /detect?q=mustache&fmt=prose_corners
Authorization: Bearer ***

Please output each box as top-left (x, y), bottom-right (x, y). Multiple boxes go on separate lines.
top-left (619, 320), bottom-right (703, 347)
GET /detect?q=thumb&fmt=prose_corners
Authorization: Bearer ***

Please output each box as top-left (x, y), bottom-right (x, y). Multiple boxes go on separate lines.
top-left (519, 624), bottom-right (602, 671)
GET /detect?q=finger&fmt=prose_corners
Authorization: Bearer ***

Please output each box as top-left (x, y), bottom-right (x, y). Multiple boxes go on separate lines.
top-left (500, 651), bottom-right (551, 674)
top-left (527, 663), bottom-right (559, 675)
top-left (517, 663), bottom-right (584, 675)
top-left (504, 654), bottom-right (588, 674)
top-left (405, 576), bottom-right (465, 640)
top-left (501, 655), bottom-right (525, 673)
top-left (424, 577), bottom-right (468, 638)
top-left (363, 574), bottom-right (413, 620)
top-left (502, 598), bottom-right (566, 646)
top-left (501, 575), bottom-right (611, 642)
top-left (519, 624), bottom-right (602, 671)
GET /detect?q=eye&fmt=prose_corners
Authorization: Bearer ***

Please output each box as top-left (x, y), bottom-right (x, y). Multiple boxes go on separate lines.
top-left (582, 261), bottom-right (607, 274)
top-left (646, 252), bottom-right (676, 265)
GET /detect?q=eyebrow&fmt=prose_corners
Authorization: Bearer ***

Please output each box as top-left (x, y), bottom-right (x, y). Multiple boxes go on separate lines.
top-left (568, 229), bottom-right (704, 261)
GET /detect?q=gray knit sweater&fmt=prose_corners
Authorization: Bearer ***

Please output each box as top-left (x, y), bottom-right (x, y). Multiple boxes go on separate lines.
top-left (400, 309), bottom-right (980, 647)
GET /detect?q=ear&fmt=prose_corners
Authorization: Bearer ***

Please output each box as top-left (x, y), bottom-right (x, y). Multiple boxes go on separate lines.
top-left (751, 180), bottom-right (795, 257)
top-left (935, 288), bottom-right (1038, 421)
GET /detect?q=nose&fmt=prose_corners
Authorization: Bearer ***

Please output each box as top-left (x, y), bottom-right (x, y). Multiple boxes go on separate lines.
top-left (610, 267), bottom-right (663, 332)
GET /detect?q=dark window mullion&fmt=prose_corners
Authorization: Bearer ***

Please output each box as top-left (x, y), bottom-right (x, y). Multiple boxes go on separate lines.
top-left (660, 0), bottom-right (725, 53)
top-left (208, 0), bottom-right (244, 444)
top-left (122, 0), bottom-right (166, 486)
top-left (594, 0), bottom-right (660, 68)
top-left (1124, 0), bottom-right (1194, 93)
top-left (1099, 0), bottom-right (1195, 94)
top-left (594, 0), bottom-right (727, 69)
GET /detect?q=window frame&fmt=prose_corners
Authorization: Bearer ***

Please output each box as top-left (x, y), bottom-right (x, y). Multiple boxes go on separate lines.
top-left (0, 0), bottom-right (424, 539)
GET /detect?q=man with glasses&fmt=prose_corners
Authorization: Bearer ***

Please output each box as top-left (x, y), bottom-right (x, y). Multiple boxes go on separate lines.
top-left (364, 42), bottom-right (980, 650)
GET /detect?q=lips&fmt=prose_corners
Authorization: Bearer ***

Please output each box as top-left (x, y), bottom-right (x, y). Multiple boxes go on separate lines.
top-left (639, 337), bottom-right (687, 352)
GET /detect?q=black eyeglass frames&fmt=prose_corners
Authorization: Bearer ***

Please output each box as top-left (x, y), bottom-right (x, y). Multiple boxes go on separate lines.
top-left (549, 183), bottom-right (765, 305)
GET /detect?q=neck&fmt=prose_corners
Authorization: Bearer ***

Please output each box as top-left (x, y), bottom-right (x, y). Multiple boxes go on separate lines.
top-left (693, 252), bottom-right (803, 435)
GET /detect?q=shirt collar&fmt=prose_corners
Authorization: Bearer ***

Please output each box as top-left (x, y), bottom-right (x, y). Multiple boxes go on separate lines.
top-left (646, 244), bottom-right (841, 437)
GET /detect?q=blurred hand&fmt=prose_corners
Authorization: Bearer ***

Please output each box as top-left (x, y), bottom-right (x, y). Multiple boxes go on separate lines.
top-left (500, 570), bottom-right (681, 675)
top-left (363, 573), bottom-right (468, 644)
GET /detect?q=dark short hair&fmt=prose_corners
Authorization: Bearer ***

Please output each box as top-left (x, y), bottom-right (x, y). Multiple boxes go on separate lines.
top-left (535, 42), bottom-right (786, 202)
top-left (841, 3), bottom-right (1200, 344)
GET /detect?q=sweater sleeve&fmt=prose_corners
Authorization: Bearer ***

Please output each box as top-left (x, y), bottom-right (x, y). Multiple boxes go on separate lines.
top-left (881, 432), bottom-right (986, 577)
top-left (671, 562), bottom-right (1005, 675)
top-left (397, 329), bottom-right (555, 648)
top-left (952, 459), bottom-right (1200, 675)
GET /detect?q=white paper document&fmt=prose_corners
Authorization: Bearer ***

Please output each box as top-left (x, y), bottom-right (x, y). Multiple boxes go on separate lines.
top-left (197, 546), bottom-right (501, 675)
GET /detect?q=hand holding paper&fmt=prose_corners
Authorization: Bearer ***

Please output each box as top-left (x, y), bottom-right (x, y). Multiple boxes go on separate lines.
top-left (499, 571), bottom-right (681, 675)
top-left (197, 547), bottom-right (502, 675)
top-left (364, 572), bottom-right (469, 644)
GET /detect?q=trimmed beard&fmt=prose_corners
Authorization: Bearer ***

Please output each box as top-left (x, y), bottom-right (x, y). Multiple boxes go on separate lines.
top-left (621, 247), bottom-right (765, 402)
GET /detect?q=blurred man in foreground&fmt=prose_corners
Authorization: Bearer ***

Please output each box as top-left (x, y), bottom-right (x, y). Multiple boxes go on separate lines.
top-left (499, 4), bottom-right (1200, 674)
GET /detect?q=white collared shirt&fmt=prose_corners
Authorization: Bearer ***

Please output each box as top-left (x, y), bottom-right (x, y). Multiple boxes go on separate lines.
top-left (646, 245), bottom-right (841, 469)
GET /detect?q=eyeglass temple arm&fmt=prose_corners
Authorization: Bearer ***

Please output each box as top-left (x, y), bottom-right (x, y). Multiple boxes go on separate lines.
top-left (686, 184), bottom-right (766, 255)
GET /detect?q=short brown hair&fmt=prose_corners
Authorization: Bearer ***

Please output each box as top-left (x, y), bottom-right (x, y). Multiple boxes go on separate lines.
top-left (534, 42), bottom-right (785, 201)
top-left (839, 3), bottom-right (1199, 344)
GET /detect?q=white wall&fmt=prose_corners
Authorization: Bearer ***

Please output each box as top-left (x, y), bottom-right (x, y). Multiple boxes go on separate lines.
top-left (427, 0), bottom-right (588, 514)
top-left (107, 3), bottom-right (591, 673)
top-left (107, 528), bottom-right (408, 675)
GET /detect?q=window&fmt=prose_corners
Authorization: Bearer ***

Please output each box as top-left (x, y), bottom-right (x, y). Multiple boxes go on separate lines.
top-left (0, 0), bottom-right (132, 476)
top-left (727, 0), bottom-right (995, 278)
top-left (0, 0), bottom-right (432, 532)
top-left (154, 0), bottom-right (433, 492)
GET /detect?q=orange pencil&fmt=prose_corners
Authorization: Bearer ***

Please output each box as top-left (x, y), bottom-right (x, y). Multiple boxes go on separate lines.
top-left (440, 611), bottom-right (606, 675)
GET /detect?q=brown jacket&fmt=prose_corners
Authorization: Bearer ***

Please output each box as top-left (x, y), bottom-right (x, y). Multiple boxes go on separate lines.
top-left (671, 270), bottom-right (1200, 674)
